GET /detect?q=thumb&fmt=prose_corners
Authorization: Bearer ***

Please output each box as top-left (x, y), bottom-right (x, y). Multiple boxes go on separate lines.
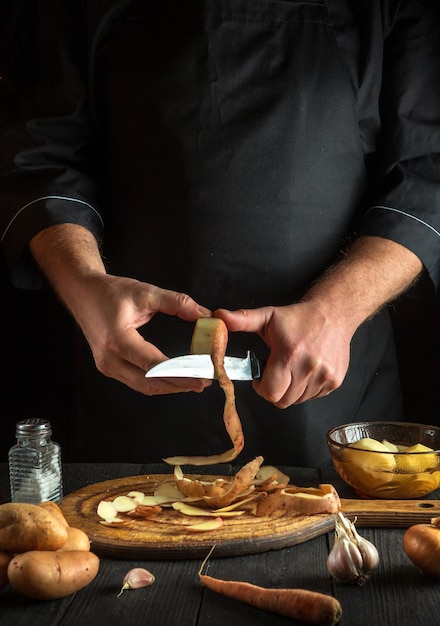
top-left (214, 307), bottom-right (271, 334)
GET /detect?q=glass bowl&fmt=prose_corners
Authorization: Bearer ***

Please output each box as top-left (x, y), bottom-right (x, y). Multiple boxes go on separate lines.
top-left (327, 421), bottom-right (440, 499)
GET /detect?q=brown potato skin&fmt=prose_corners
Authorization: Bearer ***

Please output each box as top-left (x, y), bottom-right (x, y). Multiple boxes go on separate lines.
top-left (39, 501), bottom-right (70, 528)
top-left (0, 551), bottom-right (12, 589)
top-left (0, 503), bottom-right (68, 553)
top-left (57, 527), bottom-right (90, 552)
top-left (7, 550), bottom-right (100, 599)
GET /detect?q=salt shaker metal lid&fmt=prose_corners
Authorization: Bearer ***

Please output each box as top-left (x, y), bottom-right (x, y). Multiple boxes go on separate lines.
top-left (16, 418), bottom-right (52, 436)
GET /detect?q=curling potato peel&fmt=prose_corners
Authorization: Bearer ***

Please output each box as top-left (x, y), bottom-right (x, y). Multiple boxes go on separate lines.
top-left (164, 318), bottom-right (244, 466)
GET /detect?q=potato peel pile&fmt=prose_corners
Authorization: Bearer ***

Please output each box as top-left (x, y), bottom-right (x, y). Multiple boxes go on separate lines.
top-left (96, 459), bottom-right (341, 531)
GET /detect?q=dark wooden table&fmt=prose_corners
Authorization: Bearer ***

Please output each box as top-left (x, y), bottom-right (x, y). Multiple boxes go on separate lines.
top-left (1, 462), bottom-right (440, 626)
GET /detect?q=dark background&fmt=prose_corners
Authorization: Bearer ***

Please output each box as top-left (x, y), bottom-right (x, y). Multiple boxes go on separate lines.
top-left (0, 250), bottom-right (74, 461)
top-left (1, 249), bottom-right (440, 463)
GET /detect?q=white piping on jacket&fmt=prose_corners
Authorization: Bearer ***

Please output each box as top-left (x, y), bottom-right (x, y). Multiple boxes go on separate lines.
top-left (1, 195), bottom-right (104, 242)
top-left (367, 205), bottom-right (440, 239)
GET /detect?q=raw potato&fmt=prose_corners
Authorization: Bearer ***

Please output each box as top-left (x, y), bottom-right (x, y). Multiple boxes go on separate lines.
top-left (345, 438), bottom-right (396, 472)
top-left (0, 551), bottom-right (12, 589)
top-left (0, 503), bottom-right (68, 553)
top-left (189, 317), bottom-right (228, 356)
top-left (7, 550), bottom-right (100, 600)
top-left (57, 527), bottom-right (91, 552)
top-left (39, 501), bottom-right (70, 527)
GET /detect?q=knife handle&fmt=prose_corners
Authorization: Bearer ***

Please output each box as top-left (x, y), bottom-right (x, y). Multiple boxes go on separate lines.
top-left (249, 351), bottom-right (264, 379)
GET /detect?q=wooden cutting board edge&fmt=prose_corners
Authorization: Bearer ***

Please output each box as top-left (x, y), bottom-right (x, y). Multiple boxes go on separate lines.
top-left (59, 473), bottom-right (440, 560)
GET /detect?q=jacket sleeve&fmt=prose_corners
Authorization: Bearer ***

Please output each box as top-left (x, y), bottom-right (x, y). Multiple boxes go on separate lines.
top-left (0, 0), bottom-right (103, 289)
top-left (361, 0), bottom-right (440, 291)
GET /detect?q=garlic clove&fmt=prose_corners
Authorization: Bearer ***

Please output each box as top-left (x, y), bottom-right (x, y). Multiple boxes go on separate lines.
top-left (356, 535), bottom-right (380, 573)
top-left (118, 568), bottom-right (155, 597)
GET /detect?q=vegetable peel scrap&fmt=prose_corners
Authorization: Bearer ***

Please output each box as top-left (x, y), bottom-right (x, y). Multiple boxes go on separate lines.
top-left (96, 464), bottom-right (340, 529)
top-left (164, 318), bottom-right (244, 466)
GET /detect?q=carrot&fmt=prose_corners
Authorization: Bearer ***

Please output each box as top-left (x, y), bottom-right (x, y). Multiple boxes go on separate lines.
top-left (198, 548), bottom-right (342, 626)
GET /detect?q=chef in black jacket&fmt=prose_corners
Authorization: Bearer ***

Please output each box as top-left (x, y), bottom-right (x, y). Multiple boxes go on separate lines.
top-left (1, 0), bottom-right (440, 466)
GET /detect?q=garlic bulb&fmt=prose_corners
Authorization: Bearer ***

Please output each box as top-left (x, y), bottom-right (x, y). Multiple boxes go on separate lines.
top-left (327, 512), bottom-right (379, 585)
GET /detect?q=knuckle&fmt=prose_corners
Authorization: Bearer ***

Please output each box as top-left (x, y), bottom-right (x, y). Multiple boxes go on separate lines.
top-left (175, 291), bottom-right (193, 307)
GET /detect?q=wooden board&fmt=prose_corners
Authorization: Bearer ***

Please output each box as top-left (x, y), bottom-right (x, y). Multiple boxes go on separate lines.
top-left (59, 473), bottom-right (440, 560)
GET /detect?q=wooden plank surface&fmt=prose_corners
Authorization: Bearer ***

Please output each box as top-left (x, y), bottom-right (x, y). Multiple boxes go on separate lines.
top-left (2, 463), bottom-right (440, 626)
top-left (59, 472), bottom-right (440, 559)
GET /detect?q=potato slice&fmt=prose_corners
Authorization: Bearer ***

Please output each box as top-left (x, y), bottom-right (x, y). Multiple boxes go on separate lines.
top-left (153, 481), bottom-right (195, 503)
top-left (127, 491), bottom-right (145, 504)
top-left (254, 465), bottom-right (290, 492)
top-left (255, 466), bottom-right (290, 486)
top-left (213, 492), bottom-right (263, 513)
top-left (186, 518), bottom-right (224, 532)
top-left (97, 500), bottom-right (123, 524)
top-left (112, 496), bottom-right (138, 513)
top-left (99, 519), bottom-right (134, 527)
top-left (172, 502), bottom-right (245, 518)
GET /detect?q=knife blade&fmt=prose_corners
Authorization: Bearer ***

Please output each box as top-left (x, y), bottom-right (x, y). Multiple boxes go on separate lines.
top-left (145, 350), bottom-right (261, 381)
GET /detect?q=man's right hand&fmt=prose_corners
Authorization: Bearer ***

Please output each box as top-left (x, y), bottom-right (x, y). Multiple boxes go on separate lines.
top-left (30, 224), bottom-right (212, 395)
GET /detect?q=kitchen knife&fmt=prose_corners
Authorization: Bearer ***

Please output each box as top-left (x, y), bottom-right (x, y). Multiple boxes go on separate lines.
top-left (145, 350), bottom-right (261, 381)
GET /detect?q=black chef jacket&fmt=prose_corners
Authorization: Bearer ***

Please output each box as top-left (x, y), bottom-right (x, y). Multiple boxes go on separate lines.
top-left (1, 0), bottom-right (440, 466)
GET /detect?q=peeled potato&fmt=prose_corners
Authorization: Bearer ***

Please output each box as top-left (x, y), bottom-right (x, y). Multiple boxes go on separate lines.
top-left (189, 317), bottom-right (228, 356)
top-left (395, 444), bottom-right (439, 473)
top-left (344, 438), bottom-right (396, 473)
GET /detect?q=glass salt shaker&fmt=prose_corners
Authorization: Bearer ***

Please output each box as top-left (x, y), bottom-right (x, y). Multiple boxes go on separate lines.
top-left (8, 418), bottom-right (63, 503)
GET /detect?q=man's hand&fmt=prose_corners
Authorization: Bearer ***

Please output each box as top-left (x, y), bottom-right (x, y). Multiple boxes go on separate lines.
top-left (215, 235), bottom-right (423, 408)
top-left (70, 273), bottom-right (213, 395)
top-left (30, 224), bottom-right (212, 395)
top-left (215, 301), bottom-right (351, 407)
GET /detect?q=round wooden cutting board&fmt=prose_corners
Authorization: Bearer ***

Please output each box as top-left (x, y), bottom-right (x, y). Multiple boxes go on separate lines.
top-left (60, 473), bottom-right (335, 560)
